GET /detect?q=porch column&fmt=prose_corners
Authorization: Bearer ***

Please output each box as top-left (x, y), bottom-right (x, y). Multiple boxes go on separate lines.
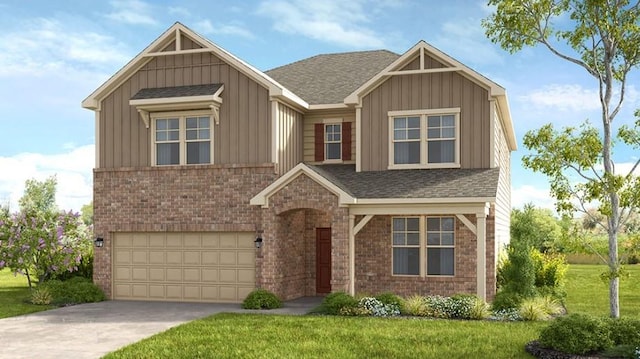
top-left (476, 213), bottom-right (487, 301)
top-left (348, 214), bottom-right (355, 295)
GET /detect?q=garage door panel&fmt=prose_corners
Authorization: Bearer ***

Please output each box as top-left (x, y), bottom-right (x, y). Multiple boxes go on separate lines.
top-left (113, 232), bottom-right (255, 303)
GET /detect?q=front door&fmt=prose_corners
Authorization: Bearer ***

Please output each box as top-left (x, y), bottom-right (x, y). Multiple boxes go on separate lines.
top-left (316, 228), bottom-right (332, 294)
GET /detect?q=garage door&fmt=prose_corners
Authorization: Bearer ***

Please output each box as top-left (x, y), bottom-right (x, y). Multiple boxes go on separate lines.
top-left (113, 232), bottom-right (255, 303)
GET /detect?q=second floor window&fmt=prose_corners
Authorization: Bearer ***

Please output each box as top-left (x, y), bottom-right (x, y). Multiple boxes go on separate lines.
top-left (325, 124), bottom-right (342, 160)
top-left (153, 113), bottom-right (212, 166)
top-left (389, 109), bottom-right (460, 169)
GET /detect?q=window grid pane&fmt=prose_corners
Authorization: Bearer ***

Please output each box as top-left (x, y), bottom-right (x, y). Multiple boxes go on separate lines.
top-left (426, 217), bottom-right (455, 276)
top-left (393, 115), bottom-right (420, 165)
top-left (154, 115), bottom-right (211, 166)
top-left (325, 124), bottom-right (342, 160)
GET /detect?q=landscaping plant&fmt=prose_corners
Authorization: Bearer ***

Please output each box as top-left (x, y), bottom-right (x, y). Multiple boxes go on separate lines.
top-left (241, 289), bottom-right (282, 310)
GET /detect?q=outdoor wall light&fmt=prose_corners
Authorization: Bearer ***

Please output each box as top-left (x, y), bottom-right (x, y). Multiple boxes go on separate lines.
top-left (94, 237), bottom-right (104, 248)
top-left (254, 236), bottom-right (263, 249)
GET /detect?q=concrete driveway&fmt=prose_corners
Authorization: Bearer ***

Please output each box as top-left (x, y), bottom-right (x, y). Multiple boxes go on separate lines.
top-left (0, 298), bottom-right (319, 359)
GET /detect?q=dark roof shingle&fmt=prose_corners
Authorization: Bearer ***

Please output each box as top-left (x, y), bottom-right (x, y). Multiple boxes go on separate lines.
top-left (307, 164), bottom-right (500, 199)
top-left (131, 83), bottom-right (223, 100)
top-left (265, 50), bottom-right (399, 105)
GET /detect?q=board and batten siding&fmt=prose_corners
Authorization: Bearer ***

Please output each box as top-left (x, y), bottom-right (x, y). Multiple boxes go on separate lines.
top-left (360, 55), bottom-right (491, 171)
top-left (98, 42), bottom-right (271, 168)
top-left (303, 110), bottom-right (356, 164)
top-left (276, 102), bottom-right (304, 174)
top-left (494, 107), bottom-right (511, 256)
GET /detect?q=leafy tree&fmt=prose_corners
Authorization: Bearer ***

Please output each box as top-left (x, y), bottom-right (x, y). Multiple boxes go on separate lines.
top-left (0, 177), bottom-right (91, 288)
top-left (511, 203), bottom-right (563, 252)
top-left (483, 0), bottom-right (640, 318)
top-left (80, 201), bottom-right (93, 226)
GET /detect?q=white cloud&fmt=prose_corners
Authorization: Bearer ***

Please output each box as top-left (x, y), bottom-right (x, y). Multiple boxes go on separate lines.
top-left (168, 6), bottom-right (191, 17)
top-left (256, 0), bottom-right (387, 48)
top-left (0, 146), bottom-right (94, 212)
top-left (519, 84), bottom-right (639, 113)
top-left (511, 184), bottom-right (556, 211)
top-left (195, 20), bottom-right (255, 39)
top-left (0, 18), bottom-right (130, 76)
top-left (105, 0), bottom-right (157, 25)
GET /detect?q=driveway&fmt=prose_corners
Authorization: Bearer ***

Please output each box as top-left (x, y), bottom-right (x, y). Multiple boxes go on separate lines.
top-left (0, 298), bottom-right (318, 359)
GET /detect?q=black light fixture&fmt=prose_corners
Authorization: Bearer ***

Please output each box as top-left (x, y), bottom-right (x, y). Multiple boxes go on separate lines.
top-left (254, 236), bottom-right (263, 249)
top-left (94, 237), bottom-right (104, 248)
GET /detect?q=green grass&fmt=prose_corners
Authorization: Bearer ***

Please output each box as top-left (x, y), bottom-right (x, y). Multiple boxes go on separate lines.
top-left (0, 269), bottom-right (52, 318)
top-left (564, 264), bottom-right (640, 318)
top-left (104, 314), bottom-right (545, 359)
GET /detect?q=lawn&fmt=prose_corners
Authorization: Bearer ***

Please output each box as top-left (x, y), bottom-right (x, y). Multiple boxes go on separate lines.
top-left (105, 264), bottom-right (640, 359)
top-left (0, 269), bottom-right (52, 319)
top-left (564, 263), bottom-right (640, 318)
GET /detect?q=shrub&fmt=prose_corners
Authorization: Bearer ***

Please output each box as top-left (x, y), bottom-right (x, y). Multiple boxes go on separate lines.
top-left (424, 295), bottom-right (451, 318)
top-left (448, 294), bottom-right (478, 319)
top-left (358, 297), bottom-right (400, 317)
top-left (500, 243), bottom-right (537, 298)
top-left (30, 286), bottom-right (53, 305)
top-left (490, 308), bottom-right (522, 321)
top-left (608, 318), bottom-right (640, 346)
top-left (42, 277), bottom-right (105, 305)
top-left (402, 295), bottom-right (429, 316)
top-left (539, 314), bottom-right (613, 355)
top-left (318, 292), bottom-right (358, 315)
top-left (519, 297), bottom-right (551, 321)
top-left (51, 250), bottom-right (94, 281)
top-left (469, 297), bottom-right (491, 320)
top-left (241, 289), bottom-right (282, 310)
top-left (338, 306), bottom-right (371, 316)
top-left (375, 292), bottom-right (404, 310)
top-left (492, 290), bottom-right (522, 311)
top-left (601, 345), bottom-right (639, 359)
top-left (531, 249), bottom-right (568, 297)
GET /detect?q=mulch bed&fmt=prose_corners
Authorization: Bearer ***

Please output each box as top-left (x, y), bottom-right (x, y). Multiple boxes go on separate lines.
top-left (525, 341), bottom-right (625, 359)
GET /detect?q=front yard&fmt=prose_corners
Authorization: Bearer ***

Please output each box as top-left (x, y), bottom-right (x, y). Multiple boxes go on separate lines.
top-left (0, 269), bottom-right (52, 319)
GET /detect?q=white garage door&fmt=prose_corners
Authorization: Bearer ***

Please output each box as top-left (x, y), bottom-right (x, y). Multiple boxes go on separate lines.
top-left (113, 232), bottom-right (255, 303)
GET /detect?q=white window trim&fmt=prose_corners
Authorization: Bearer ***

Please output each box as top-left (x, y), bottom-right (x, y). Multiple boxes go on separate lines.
top-left (323, 122), bottom-right (343, 163)
top-left (388, 108), bottom-right (461, 170)
top-left (391, 216), bottom-right (456, 277)
top-left (150, 110), bottom-right (214, 166)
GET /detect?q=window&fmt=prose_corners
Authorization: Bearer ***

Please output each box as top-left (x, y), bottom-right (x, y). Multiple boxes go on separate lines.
top-left (388, 108), bottom-right (460, 169)
top-left (391, 216), bottom-right (455, 276)
top-left (426, 217), bottom-right (455, 276)
top-left (325, 124), bottom-right (341, 160)
top-left (392, 217), bottom-right (421, 275)
top-left (153, 112), bottom-right (212, 166)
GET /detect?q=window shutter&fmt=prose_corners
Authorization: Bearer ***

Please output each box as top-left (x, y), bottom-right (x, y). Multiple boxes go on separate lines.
top-left (342, 122), bottom-right (351, 161)
top-left (314, 123), bottom-right (324, 161)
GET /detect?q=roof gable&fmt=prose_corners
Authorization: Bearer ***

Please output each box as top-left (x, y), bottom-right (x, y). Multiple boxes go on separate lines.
top-left (82, 22), bottom-right (307, 110)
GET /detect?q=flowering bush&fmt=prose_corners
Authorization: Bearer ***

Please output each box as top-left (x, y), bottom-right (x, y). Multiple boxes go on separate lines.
top-left (358, 297), bottom-right (400, 317)
top-left (490, 308), bottom-right (522, 321)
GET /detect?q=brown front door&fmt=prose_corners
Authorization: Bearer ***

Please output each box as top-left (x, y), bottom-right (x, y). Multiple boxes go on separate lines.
top-left (316, 228), bottom-right (332, 294)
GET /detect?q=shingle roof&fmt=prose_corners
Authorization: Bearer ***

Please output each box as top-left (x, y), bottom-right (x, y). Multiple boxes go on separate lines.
top-left (265, 50), bottom-right (400, 105)
top-left (131, 83), bottom-right (223, 100)
top-left (307, 164), bottom-right (500, 199)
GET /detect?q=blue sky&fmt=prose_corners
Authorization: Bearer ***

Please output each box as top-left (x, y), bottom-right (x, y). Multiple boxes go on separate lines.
top-left (0, 0), bottom-right (638, 212)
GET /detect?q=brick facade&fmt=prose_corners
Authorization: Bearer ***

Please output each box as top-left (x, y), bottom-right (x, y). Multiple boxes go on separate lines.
top-left (92, 163), bottom-right (277, 298)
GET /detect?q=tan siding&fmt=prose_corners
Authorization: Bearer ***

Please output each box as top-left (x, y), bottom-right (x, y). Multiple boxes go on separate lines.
top-left (494, 108), bottom-right (511, 254)
top-left (302, 109), bottom-right (356, 164)
top-left (98, 51), bottom-right (271, 168)
top-left (277, 102), bottom-right (304, 173)
top-left (402, 56), bottom-right (420, 70)
top-left (360, 66), bottom-right (491, 171)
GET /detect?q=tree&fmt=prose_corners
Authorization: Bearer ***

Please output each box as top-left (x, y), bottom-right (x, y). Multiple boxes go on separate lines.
top-left (511, 203), bottom-right (564, 252)
top-left (80, 201), bottom-right (93, 226)
top-left (0, 177), bottom-right (91, 287)
top-left (483, 0), bottom-right (640, 317)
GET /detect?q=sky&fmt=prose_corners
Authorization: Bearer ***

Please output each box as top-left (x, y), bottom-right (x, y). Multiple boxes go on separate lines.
top-left (0, 0), bottom-right (638, 213)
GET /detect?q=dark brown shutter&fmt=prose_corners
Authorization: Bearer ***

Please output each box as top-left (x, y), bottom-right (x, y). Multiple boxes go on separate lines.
top-left (314, 123), bottom-right (324, 161)
top-left (342, 122), bottom-right (352, 161)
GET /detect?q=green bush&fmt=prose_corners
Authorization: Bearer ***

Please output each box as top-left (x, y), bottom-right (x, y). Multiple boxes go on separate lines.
top-left (531, 250), bottom-right (568, 290)
top-left (30, 286), bottom-right (53, 305)
top-left (601, 344), bottom-right (639, 359)
top-left (492, 290), bottom-right (522, 311)
top-left (448, 294), bottom-right (478, 319)
top-left (375, 292), bottom-right (403, 309)
top-left (317, 292), bottom-right (358, 315)
top-left (241, 289), bottom-right (282, 309)
top-left (42, 277), bottom-right (106, 305)
top-left (539, 314), bottom-right (613, 355)
top-left (608, 318), bottom-right (640, 345)
top-left (519, 297), bottom-right (551, 321)
top-left (51, 251), bottom-right (94, 281)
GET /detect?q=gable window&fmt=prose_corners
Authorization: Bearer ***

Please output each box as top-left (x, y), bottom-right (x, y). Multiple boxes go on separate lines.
top-left (388, 108), bottom-right (460, 169)
top-left (325, 124), bottom-right (342, 160)
top-left (314, 121), bottom-right (352, 162)
top-left (391, 216), bottom-right (455, 276)
top-left (152, 112), bottom-right (212, 166)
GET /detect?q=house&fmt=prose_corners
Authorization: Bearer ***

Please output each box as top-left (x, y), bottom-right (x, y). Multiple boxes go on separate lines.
top-left (82, 22), bottom-right (516, 303)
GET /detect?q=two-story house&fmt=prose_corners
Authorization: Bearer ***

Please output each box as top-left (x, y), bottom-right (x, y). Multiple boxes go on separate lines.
top-left (83, 22), bottom-right (515, 303)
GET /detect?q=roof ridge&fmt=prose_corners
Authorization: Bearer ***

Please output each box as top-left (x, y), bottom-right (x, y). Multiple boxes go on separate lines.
top-left (265, 49), bottom-right (399, 73)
